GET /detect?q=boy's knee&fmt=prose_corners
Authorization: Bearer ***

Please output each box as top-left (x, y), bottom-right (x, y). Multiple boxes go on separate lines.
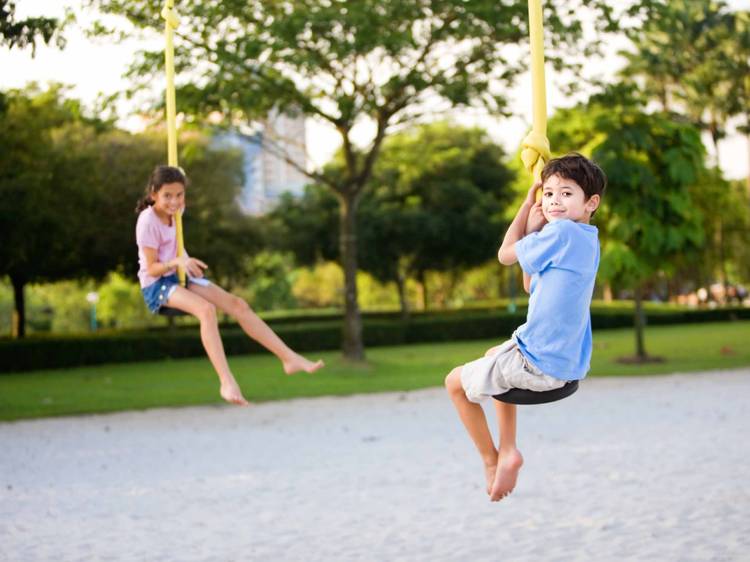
top-left (484, 345), bottom-right (500, 357)
top-left (444, 367), bottom-right (464, 395)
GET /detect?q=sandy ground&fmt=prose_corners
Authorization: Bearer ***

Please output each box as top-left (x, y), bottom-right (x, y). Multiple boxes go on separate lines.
top-left (1, 368), bottom-right (749, 562)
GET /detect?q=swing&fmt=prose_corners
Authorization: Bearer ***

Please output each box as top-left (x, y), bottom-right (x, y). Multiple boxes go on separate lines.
top-left (492, 0), bottom-right (578, 406)
top-left (157, 0), bottom-right (187, 318)
top-left (493, 380), bottom-right (578, 405)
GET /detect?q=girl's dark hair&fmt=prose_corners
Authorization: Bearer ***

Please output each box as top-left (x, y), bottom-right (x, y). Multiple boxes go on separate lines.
top-left (135, 165), bottom-right (188, 213)
top-left (541, 153), bottom-right (607, 200)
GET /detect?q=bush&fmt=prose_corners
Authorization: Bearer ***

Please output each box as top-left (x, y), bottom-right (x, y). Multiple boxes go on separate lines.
top-left (1, 306), bottom-right (748, 373)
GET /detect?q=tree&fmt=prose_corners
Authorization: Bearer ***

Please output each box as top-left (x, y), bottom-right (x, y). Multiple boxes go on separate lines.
top-left (360, 123), bottom-right (514, 314)
top-left (91, 0), bottom-right (615, 360)
top-left (620, 1), bottom-right (747, 171)
top-left (549, 94), bottom-right (708, 361)
top-left (0, 84), bottom-right (101, 337)
top-left (1, 0), bottom-right (66, 53)
top-left (0, 85), bottom-right (256, 337)
top-left (269, 122), bottom-right (514, 317)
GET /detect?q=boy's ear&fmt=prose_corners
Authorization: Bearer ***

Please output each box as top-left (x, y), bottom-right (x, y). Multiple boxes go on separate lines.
top-left (585, 194), bottom-right (601, 214)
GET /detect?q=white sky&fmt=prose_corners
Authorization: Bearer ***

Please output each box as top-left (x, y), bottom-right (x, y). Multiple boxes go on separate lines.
top-left (2, 0), bottom-right (749, 180)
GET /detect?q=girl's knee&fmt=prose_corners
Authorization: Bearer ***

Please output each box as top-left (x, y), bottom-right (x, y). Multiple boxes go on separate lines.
top-left (229, 295), bottom-right (250, 317)
top-left (197, 301), bottom-right (217, 323)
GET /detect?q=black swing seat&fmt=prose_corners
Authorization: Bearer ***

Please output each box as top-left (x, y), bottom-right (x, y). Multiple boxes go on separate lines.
top-left (158, 306), bottom-right (187, 317)
top-left (492, 380), bottom-right (578, 405)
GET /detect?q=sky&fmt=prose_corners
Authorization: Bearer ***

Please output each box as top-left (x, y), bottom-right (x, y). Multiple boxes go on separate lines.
top-left (2, 0), bottom-right (749, 180)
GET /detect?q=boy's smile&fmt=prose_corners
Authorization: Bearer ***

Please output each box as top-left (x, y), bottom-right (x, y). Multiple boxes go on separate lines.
top-left (541, 174), bottom-right (599, 224)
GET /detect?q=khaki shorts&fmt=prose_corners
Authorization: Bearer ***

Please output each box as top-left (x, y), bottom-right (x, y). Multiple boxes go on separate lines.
top-left (460, 338), bottom-right (566, 404)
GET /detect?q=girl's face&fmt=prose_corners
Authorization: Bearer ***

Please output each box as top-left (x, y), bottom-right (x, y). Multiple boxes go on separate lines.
top-left (541, 173), bottom-right (599, 224)
top-left (151, 182), bottom-right (185, 217)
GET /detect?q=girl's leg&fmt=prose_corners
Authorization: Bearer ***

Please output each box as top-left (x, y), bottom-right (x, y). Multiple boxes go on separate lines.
top-left (489, 401), bottom-right (524, 502)
top-left (165, 286), bottom-right (248, 405)
top-left (444, 367), bottom-right (498, 494)
top-left (188, 283), bottom-right (323, 374)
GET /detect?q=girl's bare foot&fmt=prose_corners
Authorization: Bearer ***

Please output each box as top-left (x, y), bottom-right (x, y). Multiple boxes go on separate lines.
top-left (220, 380), bottom-right (249, 406)
top-left (490, 448), bottom-right (523, 501)
top-left (283, 353), bottom-right (325, 375)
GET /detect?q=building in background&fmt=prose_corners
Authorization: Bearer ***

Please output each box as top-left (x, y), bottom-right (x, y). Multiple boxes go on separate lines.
top-left (214, 112), bottom-right (308, 215)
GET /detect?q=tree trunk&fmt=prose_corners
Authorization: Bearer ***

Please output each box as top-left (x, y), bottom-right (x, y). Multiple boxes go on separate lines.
top-left (718, 217), bottom-right (728, 292)
top-left (417, 270), bottom-right (428, 311)
top-left (11, 275), bottom-right (26, 339)
top-left (603, 282), bottom-right (613, 303)
top-left (634, 285), bottom-right (647, 360)
top-left (395, 268), bottom-right (410, 321)
top-left (710, 124), bottom-right (721, 170)
top-left (339, 193), bottom-right (364, 360)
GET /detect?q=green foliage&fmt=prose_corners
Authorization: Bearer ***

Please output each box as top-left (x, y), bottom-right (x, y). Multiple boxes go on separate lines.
top-left (235, 252), bottom-right (298, 312)
top-left (0, 84), bottom-right (260, 336)
top-left (97, 272), bottom-right (153, 329)
top-left (270, 122), bottom-right (515, 314)
top-left (2, 307), bottom-right (749, 373)
top-left (549, 98), bottom-right (708, 289)
top-left (621, 1), bottom-right (750, 159)
top-left (0, 0), bottom-right (66, 53)
top-left (90, 0), bottom-right (616, 358)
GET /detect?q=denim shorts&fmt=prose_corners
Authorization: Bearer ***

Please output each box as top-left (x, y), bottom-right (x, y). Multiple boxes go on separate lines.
top-left (141, 274), bottom-right (211, 313)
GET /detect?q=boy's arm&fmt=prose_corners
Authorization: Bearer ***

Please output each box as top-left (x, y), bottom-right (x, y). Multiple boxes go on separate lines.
top-left (523, 272), bottom-right (531, 293)
top-left (498, 182), bottom-right (541, 266)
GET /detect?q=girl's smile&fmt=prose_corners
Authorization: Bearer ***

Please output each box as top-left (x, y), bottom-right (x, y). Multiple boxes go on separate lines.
top-left (151, 181), bottom-right (185, 221)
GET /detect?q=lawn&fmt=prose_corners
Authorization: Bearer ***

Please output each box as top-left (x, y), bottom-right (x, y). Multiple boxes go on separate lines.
top-left (0, 321), bottom-right (748, 421)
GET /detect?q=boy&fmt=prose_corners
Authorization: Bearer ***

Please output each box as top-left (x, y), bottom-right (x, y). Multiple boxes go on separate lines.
top-left (445, 153), bottom-right (606, 502)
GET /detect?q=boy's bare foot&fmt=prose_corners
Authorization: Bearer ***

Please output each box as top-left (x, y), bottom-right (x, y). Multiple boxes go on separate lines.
top-left (484, 462), bottom-right (498, 495)
top-left (220, 380), bottom-right (249, 406)
top-left (283, 353), bottom-right (325, 375)
top-left (490, 448), bottom-right (523, 501)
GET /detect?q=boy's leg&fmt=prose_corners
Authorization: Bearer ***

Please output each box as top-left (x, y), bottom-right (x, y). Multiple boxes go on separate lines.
top-left (188, 282), bottom-right (323, 374)
top-left (489, 401), bottom-right (524, 502)
top-left (166, 286), bottom-right (248, 405)
top-left (445, 366), bottom-right (498, 494)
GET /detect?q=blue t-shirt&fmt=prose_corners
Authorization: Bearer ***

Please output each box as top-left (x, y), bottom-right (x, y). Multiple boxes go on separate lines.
top-left (514, 219), bottom-right (600, 381)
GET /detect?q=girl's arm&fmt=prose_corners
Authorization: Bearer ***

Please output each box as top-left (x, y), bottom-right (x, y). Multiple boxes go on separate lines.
top-left (498, 182), bottom-right (541, 266)
top-left (142, 248), bottom-right (208, 278)
top-left (143, 247), bottom-right (177, 278)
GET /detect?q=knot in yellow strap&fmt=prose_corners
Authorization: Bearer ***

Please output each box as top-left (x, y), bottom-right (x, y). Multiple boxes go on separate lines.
top-left (161, 2), bottom-right (179, 29)
top-left (520, 131), bottom-right (551, 177)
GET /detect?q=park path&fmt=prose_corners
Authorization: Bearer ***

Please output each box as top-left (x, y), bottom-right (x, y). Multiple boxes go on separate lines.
top-left (1, 369), bottom-right (749, 562)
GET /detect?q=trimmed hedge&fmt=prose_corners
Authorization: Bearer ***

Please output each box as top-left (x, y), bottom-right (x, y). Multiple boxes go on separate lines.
top-left (1, 307), bottom-right (748, 373)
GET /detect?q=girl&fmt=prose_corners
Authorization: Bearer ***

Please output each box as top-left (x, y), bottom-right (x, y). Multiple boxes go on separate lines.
top-left (135, 165), bottom-right (324, 406)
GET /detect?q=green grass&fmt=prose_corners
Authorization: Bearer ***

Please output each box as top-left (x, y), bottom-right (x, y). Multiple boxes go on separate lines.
top-left (1, 321), bottom-right (748, 421)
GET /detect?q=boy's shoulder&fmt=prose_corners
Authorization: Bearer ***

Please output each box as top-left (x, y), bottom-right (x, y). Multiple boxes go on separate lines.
top-left (543, 219), bottom-right (598, 239)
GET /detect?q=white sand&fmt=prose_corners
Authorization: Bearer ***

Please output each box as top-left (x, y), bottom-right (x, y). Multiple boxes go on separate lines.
top-left (1, 369), bottom-right (749, 562)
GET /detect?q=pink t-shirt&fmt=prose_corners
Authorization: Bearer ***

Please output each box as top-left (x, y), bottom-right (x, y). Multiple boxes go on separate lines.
top-left (135, 206), bottom-right (178, 288)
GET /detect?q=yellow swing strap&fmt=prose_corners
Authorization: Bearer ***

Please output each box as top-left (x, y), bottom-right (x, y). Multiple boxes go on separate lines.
top-left (162, 0), bottom-right (186, 286)
top-left (520, 0), bottom-right (551, 183)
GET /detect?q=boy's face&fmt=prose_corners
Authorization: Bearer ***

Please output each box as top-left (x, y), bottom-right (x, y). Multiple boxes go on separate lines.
top-left (541, 174), bottom-right (600, 224)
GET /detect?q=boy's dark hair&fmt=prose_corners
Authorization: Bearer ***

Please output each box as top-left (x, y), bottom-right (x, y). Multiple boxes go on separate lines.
top-left (135, 165), bottom-right (188, 213)
top-left (541, 153), bottom-right (607, 201)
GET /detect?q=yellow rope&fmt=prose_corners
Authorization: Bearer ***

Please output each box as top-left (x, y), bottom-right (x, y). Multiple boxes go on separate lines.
top-left (521, 0), bottom-right (551, 185)
top-left (161, 0), bottom-right (185, 286)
